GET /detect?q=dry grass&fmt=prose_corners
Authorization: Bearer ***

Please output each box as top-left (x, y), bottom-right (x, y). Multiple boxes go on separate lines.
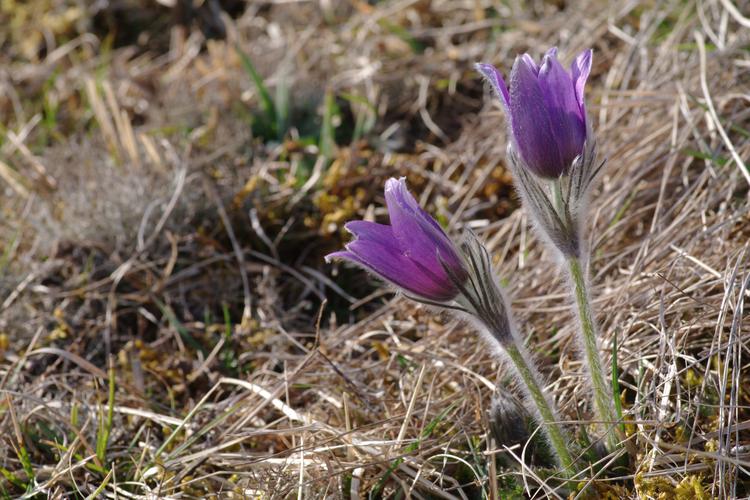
top-left (1, 0), bottom-right (749, 498)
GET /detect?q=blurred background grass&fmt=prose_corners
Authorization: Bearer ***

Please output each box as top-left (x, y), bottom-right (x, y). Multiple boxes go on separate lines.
top-left (0, 0), bottom-right (749, 498)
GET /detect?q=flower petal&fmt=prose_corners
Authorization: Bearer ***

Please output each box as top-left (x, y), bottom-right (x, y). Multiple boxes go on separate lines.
top-left (509, 55), bottom-right (565, 178)
top-left (476, 63), bottom-right (510, 111)
top-left (330, 241), bottom-right (458, 301)
top-left (571, 49), bottom-right (592, 117)
top-left (324, 250), bottom-right (355, 265)
top-left (344, 220), bottom-right (397, 244)
top-left (384, 178), bottom-right (465, 281)
top-left (520, 53), bottom-right (540, 75)
top-left (538, 52), bottom-right (586, 167)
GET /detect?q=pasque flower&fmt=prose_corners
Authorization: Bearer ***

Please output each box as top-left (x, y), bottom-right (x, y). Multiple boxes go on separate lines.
top-left (478, 49), bottom-right (622, 453)
top-left (327, 178), bottom-right (578, 475)
top-left (477, 48), bottom-right (592, 179)
top-left (325, 177), bottom-right (468, 302)
top-left (326, 178), bottom-right (509, 333)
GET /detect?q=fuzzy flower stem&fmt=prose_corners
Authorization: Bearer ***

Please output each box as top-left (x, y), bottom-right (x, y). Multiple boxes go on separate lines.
top-left (454, 232), bottom-right (578, 477)
top-left (503, 340), bottom-right (577, 476)
top-left (567, 256), bottom-right (620, 451)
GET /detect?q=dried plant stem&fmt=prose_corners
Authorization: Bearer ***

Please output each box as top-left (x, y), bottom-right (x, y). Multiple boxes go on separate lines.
top-left (567, 256), bottom-right (619, 451)
top-left (503, 340), bottom-right (576, 476)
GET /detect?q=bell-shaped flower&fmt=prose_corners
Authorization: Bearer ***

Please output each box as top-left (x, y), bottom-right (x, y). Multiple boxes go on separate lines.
top-left (479, 49), bottom-right (620, 454)
top-left (327, 180), bottom-right (578, 473)
top-left (326, 177), bottom-right (468, 302)
top-left (477, 47), bottom-right (592, 179)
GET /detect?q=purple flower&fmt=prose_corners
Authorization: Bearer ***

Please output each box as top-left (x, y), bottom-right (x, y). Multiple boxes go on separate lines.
top-left (477, 47), bottom-right (593, 178)
top-left (326, 178), bottom-right (468, 302)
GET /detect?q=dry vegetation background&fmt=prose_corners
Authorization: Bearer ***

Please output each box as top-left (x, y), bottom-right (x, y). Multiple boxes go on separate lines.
top-left (0, 0), bottom-right (749, 498)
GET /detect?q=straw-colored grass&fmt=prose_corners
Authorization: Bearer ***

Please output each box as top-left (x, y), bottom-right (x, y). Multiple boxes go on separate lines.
top-left (0, 0), bottom-right (748, 497)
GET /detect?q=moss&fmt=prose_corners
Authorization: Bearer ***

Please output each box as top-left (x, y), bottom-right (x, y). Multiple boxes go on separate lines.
top-left (675, 475), bottom-right (710, 500)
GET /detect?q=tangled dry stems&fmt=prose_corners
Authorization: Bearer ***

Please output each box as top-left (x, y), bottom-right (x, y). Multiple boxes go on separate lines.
top-left (0, 0), bottom-right (749, 498)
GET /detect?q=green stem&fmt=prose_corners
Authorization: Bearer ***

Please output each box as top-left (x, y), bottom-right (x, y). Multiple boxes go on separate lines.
top-left (504, 342), bottom-right (576, 476)
top-left (567, 256), bottom-right (620, 451)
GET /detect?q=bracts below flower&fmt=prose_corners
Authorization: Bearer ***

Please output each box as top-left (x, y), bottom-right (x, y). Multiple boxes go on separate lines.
top-left (506, 134), bottom-right (604, 259)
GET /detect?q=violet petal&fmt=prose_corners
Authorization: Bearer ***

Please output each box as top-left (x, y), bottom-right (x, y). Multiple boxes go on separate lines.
top-left (520, 53), bottom-right (540, 75)
top-left (571, 49), bottom-right (593, 118)
top-left (538, 53), bottom-right (586, 167)
top-left (384, 178), bottom-right (466, 281)
top-left (344, 220), bottom-right (397, 244)
top-left (476, 63), bottom-right (510, 110)
top-left (509, 56), bottom-right (565, 178)
top-left (341, 239), bottom-right (458, 301)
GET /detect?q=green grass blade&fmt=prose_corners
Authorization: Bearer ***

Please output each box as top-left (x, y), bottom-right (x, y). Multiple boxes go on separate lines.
top-left (222, 302), bottom-right (232, 340)
top-left (377, 20), bottom-right (424, 53)
top-left (86, 469), bottom-right (113, 500)
top-left (0, 228), bottom-right (20, 277)
top-left (612, 332), bottom-right (624, 434)
top-left (319, 91), bottom-right (336, 161)
top-left (235, 46), bottom-right (277, 127)
top-left (156, 300), bottom-right (207, 356)
top-left (340, 92), bottom-right (376, 142)
top-left (96, 358), bottom-right (116, 465)
top-left (0, 467), bottom-right (23, 490)
top-left (275, 71), bottom-right (290, 140)
top-left (683, 148), bottom-right (728, 166)
top-left (17, 446), bottom-right (33, 492)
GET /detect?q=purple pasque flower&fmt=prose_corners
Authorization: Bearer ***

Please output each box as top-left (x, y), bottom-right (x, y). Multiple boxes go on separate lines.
top-left (477, 47), bottom-right (593, 179)
top-left (326, 177), bottom-right (468, 302)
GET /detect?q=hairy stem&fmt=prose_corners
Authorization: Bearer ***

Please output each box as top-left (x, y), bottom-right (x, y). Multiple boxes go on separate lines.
top-left (503, 341), bottom-right (577, 476)
top-left (567, 256), bottom-right (620, 451)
